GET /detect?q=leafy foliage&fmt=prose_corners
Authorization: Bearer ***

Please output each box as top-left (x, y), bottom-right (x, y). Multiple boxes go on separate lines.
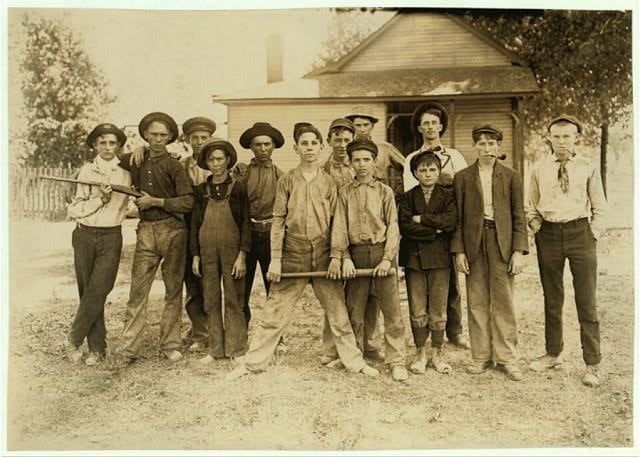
top-left (18, 15), bottom-right (116, 167)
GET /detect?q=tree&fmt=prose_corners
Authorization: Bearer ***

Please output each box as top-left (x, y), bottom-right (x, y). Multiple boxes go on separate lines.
top-left (18, 15), bottom-right (116, 168)
top-left (462, 10), bottom-right (632, 195)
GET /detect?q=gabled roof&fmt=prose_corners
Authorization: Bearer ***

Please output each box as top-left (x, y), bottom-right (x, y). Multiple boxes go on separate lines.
top-left (306, 11), bottom-right (527, 77)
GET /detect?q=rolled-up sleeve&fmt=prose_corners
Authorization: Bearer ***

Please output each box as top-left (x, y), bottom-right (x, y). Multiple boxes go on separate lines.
top-left (270, 175), bottom-right (289, 260)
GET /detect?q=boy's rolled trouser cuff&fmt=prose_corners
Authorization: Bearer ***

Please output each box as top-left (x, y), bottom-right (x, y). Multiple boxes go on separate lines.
top-left (411, 325), bottom-right (429, 348)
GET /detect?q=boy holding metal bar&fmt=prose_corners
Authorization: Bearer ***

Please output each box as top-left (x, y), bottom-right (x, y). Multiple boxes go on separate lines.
top-left (228, 124), bottom-right (378, 379)
top-left (332, 137), bottom-right (408, 382)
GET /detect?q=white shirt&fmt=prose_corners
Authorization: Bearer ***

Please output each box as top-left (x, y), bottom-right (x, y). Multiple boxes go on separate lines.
top-left (479, 165), bottom-right (494, 220)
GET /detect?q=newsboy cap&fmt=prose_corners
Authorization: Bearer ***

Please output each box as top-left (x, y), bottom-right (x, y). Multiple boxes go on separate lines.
top-left (182, 116), bottom-right (217, 136)
top-left (547, 114), bottom-right (582, 134)
top-left (86, 123), bottom-right (127, 148)
top-left (138, 112), bottom-right (179, 144)
top-left (410, 150), bottom-right (442, 176)
top-left (239, 122), bottom-right (285, 149)
top-left (410, 101), bottom-right (449, 138)
top-left (328, 118), bottom-right (355, 134)
top-left (293, 123), bottom-right (323, 144)
top-left (346, 137), bottom-right (378, 159)
top-left (472, 124), bottom-right (504, 142)
top-left (345, 105), bottom-right (379, 124)
top-left (197, 138), bottom-right (237, 170)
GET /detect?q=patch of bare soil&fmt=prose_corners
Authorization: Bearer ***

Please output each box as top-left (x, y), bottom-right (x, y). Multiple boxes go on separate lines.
top-left (6, 220), bottom-right (635, 451)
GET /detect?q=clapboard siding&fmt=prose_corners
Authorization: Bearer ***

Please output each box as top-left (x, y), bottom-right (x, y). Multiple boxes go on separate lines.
top-left (342, 14), bottom-right (512, 72)
top-left (227, 102), bottom-right (387, 172)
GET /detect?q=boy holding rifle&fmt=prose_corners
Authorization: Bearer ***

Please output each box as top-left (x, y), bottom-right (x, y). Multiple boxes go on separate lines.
top-left (331, 138), bottom-right (408, 382)
top-left (228, 124), bottom-right (377, 379)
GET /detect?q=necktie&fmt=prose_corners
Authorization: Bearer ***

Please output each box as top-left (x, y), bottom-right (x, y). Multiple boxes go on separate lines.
top-left (558, 161), bottom-right (569, 193)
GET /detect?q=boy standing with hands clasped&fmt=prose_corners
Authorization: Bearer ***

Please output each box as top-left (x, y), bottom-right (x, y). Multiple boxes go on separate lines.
top-left (190, 138), bottom-right (250, 364)
top-left (332, 138), bottom-right (408, 382)
top-left (228, 124), bottom-right (377, 379)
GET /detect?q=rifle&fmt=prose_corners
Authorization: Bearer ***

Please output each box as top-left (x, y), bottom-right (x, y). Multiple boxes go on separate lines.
top-left (39, 175), bottom-right (143, 198)
top-left (281, 268), bottom-right (396, 279)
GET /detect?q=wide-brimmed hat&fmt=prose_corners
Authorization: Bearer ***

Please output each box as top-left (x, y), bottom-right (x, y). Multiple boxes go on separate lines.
top-left (197, 138), bottom-right (237, 170)
top-left (410, 101), bottom-right (448, 138)
top-left (239, 122), bottom-right (285, 149)
top-left (547, 114), bottom-right (582, 134)
top-left (182, 116), bottom-right (217, 136)
top-left (138, 112), bottom-right (179, 144)
top-left (86, 123), bottom-right (126, 148)
top-left (472, 124), bottom-right (504, 142)
top-left (346, 137), bottom-right (378, 159)
top-left (345, 105), bottom-right (379, 124)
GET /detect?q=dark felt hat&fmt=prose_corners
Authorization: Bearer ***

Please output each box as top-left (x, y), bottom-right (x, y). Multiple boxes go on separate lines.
top-left (472, 124), bottom-right (504, 142)
top-left (182, 116), bottom-right (217, 135)
top-left (86, 123), bottom-right (126, 148)
top-left (197, 138), bottom-right (237, 170)
top-left (328, 118), bottom-right (355, 135)
top-left (346, 137), bottom-right (378, 159)
top-left (138, 112), bottom-right (179, 144)
top-left (410, 101), bottom-right (449, 138)
top-left (410, 150), bottom-right (442, 176)
top-left (239, 122), bottom-right (285, 149)
top-left (547, 114), bottom-right (582, 134)
top-left (345, 105), bottom-right (379, 124)
top-left (293, 124), bottom-right (323, 144)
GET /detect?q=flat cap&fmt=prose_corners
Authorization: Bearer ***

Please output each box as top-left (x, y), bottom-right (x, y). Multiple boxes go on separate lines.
top-left (346, 137), bottom-right (378, 159)
top-left (182, 116), bottom-right (217, 135)
top-left (239, 122), bottom-right (285, 149)
top-left (86, 123), bottom-right (126, 148)
top-left (410, 150), bottom-right (442, 175)
top-left (411, 101), bottom-right (448, 138)
top-left (345, 105), bottom-right (379, 124)
top-left (293, 123), bottom-right (323, 144)
top-left (138, 112), bottom-right (179, 144)
top-left (472, 124), bottom-right (504, 142)
top-left (197, 138), bottom-right (237, 170)
top-left (328, 118), bottom-right (355, 134)
top-left (547, 114), bottom-right (582, 134)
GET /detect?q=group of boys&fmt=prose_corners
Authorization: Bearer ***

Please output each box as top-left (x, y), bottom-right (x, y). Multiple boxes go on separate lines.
top-left (66, 101), bottom-right (606, 388)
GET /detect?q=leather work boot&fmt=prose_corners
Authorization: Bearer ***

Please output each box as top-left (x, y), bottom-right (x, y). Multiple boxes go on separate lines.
top-left (189, 341), bottom-right (205, 353)
top-left (391, 365), bottom-right (409, 382)
top-left (429, 347), bottom-right (452, 374)
top-left (65, 342), bottom-right (83, 364)
top-left (582, 365), bottom-right (601, 387)
top-left (360, 364), bottom-right (379, 378)
top-left (501, 363), bottom-right (524, 381)
top-left (529, 353), bottom-right (564, 372)
top-left (84, 352), bottom-right (102, 366)
top-left (466, 360), bottom-right (492, 374)
top-left (163, 350), bottom-right (183, 362)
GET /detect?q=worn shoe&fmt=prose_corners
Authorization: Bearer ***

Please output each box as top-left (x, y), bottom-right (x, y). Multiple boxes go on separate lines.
top-left (409, 358), bottom-right (427, 374)
top-left (430, 347), bottom-right (452, 374)
top-left (360, 364), bottom-right (379, 378)
top-left (501, 363), bottom-right (524, 381)
top-left (189, 341), bottom-right (206, 353)
top-left (448, 334), bottom-right (471, 350)
top-left (320, 355), bottom-right (338, 365)
top-left (529, 353), bottom-right (564, 372)
top-left (466, 360), bottom-right (492, 374)
top-left (276, 341), bottom-right (288, 356)
top-left (199, 354), bottom-right (215, 365)
top-left (582, 365), bottom-right (601, 387)
top-left (66, 343), bottom-right (84, 364)
top-left (364, 349), bottom-right (385, 361)
top-left (163, 350), bottom-right (183, 362)
top-left (326, 359), bottom-right (345, 369)
top-left (391, 365), bottom-right (409, 382)
top-left (84, 352), bottom-right (102, 366)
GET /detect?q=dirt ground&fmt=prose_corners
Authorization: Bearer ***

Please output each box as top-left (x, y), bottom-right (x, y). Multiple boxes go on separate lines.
top-left (4, 213), bottom-right (635, 453)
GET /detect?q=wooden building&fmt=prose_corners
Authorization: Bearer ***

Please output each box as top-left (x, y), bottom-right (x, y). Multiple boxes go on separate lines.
top-left (214, 10), bottom-right (539, 176)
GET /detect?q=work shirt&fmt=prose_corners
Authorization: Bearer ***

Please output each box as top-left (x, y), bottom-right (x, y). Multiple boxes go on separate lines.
top-left (120, 150), bottom-right (194, 221)
top-left (68, 156), bottom-right (132, 227)
top-left (331, 179), bottom-right (400, 262)
top-left (403, 144), bottom-right (467, 191)
top-left (479, 165), bottom-right (495, 220)
top-left (527, 152), bottom-right (607, 238)
top-left (180, 155), bottom-right (211, 187)
top-left (270, 167), bottom-right (337, 260)
top-left (190, 175), bottom-right (251, 256)
top-left (374, 140), bottom-right (405, 181)
top-left (322, 156), bottom-right (355, 190)
top-left (243, 158), bottom-right (283, 221)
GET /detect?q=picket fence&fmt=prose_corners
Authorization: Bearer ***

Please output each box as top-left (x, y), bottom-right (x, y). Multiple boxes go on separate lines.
top-left (10, 166), bottom-right (79, 221)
